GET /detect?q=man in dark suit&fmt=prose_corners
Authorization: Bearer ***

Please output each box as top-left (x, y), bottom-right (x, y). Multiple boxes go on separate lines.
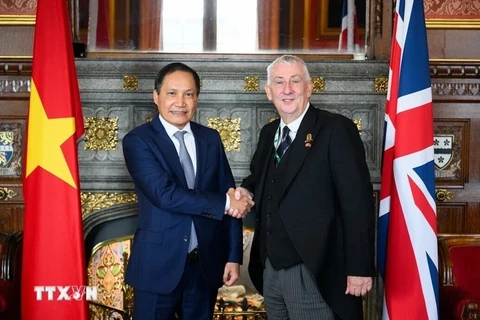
top-left (123, 62), bottom-right (254, 320)
top-left (233, 55), bottom-right (375, 320)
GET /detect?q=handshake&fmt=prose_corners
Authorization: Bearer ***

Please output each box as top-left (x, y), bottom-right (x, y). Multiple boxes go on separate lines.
top-left (225, 187), bottom-right (255, 219)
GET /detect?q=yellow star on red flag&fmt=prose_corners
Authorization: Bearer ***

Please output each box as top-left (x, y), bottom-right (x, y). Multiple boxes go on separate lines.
top-left (25, 80), bottom-right (78, 189)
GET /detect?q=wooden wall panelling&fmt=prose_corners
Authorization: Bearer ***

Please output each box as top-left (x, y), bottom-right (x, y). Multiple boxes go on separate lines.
top-left (431, 62), bottom-right (480, 234)
top-left (0, 59), bottom-right (30, 232)
top-left (465, 203), bottom-right (480, 234)
top-left (437, 203), bottom-right (466, 233)
top-left (0, 204), bottom-right (24, 232)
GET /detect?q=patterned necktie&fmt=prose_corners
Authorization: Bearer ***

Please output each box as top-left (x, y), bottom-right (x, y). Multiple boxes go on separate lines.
top-left (173, 131), bottom-right (198, 252)
top-left (274, 126), bottom-right (292, 167)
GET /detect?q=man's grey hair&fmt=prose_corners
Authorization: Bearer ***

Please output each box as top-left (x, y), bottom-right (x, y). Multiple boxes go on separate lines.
top-left (266, 55), bottom-right (311, 85)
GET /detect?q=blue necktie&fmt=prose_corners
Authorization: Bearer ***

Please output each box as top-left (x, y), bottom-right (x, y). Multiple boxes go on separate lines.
top-left (173, 131), bottom-right (198, 252)
top-left (274, 126), bottom-right (291, 167)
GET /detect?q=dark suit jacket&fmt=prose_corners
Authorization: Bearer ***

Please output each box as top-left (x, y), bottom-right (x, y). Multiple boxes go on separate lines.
top-left (123, 116), bottom-right (243, 294)
top-left (242, 106), bottom-right (375, 320)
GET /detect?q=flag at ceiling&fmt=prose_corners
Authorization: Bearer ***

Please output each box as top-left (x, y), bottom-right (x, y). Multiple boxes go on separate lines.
top-left (338, 0), bottom-right (359, 51)
top-left (22, 0), bottom-right (88, 319)
top-left (378, 0), bottom-right (438, 319)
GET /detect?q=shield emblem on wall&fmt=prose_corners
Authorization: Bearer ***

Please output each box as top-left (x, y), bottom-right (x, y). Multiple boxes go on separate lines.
top-left (434, 135), bottom-right (454, 170)
top-left (0, 131), bottom-right (14, 168)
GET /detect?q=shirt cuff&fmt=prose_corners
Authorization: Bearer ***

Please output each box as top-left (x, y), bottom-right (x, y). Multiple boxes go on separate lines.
top-left (225, 193), bottom-right (230, 211)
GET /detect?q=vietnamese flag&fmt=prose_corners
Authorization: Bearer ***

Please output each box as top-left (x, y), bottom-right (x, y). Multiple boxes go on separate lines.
top-left (21, 0), bottom-right (88, 319)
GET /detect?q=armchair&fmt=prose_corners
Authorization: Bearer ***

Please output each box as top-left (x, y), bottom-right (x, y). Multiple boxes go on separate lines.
top-left (0, 231), bottom-right (23, 320)
top-left (84, 204), bottom-right (267, 319)
top-left (438, 234), bottom-right (480, 320)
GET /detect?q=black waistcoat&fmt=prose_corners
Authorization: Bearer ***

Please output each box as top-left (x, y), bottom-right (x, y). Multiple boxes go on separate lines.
top-left (259, 147), bottom-right (302, 270)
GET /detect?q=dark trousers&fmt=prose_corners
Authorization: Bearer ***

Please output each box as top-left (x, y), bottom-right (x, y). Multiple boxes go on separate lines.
top-left (133, 259), bottom-right (218, 320)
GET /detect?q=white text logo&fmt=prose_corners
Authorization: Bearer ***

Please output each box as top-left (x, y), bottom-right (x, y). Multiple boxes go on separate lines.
top-left (34, 286), bottom-right (98, 301)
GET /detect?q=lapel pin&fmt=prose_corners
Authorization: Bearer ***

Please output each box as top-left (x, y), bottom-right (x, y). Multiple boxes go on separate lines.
top-left (305, 133), bottom-right (313, 148)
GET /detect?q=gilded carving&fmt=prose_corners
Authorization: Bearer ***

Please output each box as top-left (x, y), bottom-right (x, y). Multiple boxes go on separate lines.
top-left (207, 118), bottom-right (241, 152)
top-left (435, 189), bottom-right (455, 202)
top-left (123, 75), bottom-right (138, 91)
top-left (0, 187), bottom-right (17, 201)
top-left (374, 77), bottom-right (388, 93)
top-left (311, 77), bottom-right (325, 93)
top-left (88, 237), bottom-right (132, 314)
top-left (353, 118), bottom-right (362, 134)
top-left (122, 250), bottom-right (134, 316)
top-left (244, 76), bottom-right (259, 92)
top-left (81, 192), bottom-right (138, 216)
top-left (84, 117), bottom-right (119, 151)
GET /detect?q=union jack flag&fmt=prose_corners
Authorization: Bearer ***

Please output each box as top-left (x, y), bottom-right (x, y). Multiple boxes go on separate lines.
top-left (378, 0), bottom-right (438, 319)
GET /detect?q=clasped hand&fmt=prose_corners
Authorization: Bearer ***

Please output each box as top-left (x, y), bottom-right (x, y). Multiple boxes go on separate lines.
top-left (225, 187), bottom-right (254, 219)
top-left (345, 276), bottom-right (372, 297)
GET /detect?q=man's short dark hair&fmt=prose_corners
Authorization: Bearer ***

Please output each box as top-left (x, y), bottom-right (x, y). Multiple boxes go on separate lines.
top-left (154, 62), bottom-right (201, 95)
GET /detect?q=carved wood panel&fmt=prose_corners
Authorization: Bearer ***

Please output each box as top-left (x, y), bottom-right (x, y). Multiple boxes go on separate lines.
top-left (0, 204), bottom-right (24, 232)
top-left (432, 62), bottom-right (480, 234)
top-left (0, 61), bottom-right (29, 232)
top-left (437, 203), bottom-right (466, 233)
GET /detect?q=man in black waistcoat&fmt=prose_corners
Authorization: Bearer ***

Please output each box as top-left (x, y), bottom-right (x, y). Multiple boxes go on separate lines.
top-left (232, 55), bottom-right (375, 320)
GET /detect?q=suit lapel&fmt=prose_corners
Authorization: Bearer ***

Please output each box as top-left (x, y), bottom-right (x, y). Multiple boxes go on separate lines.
top-left (279, 106), bottom-right (323, 199)
top-left (256, 124), bottom-right (277, 203)
top-left (150, 116), bottom-right (189, 188)
top-left (191, 122), bottom-right (204, 189)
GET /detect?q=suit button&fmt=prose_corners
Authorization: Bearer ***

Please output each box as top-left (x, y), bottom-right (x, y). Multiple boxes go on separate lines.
top-left (184, 236), bottom-right (188, 242)
top-left (268, 195), bottom-right (273, 200)
top-left (267, 213), bottom-right (272, 217)
top-left (267, 230), bottom-right (272, 235)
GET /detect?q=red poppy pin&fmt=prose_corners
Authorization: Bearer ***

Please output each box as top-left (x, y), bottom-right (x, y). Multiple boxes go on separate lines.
top-left (305, 133), bottom-right (313, 148)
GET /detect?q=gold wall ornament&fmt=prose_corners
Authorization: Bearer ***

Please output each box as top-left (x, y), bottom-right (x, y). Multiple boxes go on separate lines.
top-left (435, 189), bottom-right (455, 202)
top-left (374, 77), bottom-right (388, 93)
top-left (0, 187), bottom-right (17, 201)
top-left (123, 75), bottom-right (138, 91)
top-left (311, 77), bottom-right (325, 93)
top-left (353, 118), bottom-right (362, 134)
top-left (81, 192), bottom-right (138, 216)
top-left (0, 15), bottom-right (36, 26)
top-left (244, 76), bottom-right (259, 92)
top-left (84, 117), bottom-right (119, 151)
top-left (207, 118), bottom-right (241, 152)
top-left (426, 19), bottom-right (480, 30)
